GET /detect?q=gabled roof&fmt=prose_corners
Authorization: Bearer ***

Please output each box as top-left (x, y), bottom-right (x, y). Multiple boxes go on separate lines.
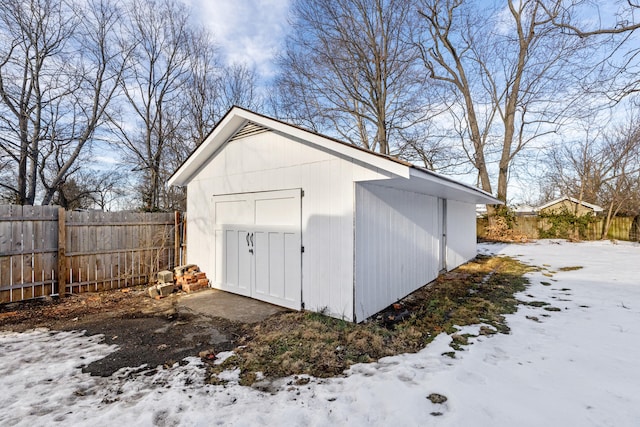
top-left (514, 204), bottom-right (536, 213)
top-left (537, 196), bottom-right (604, 212)
top-left (168, 106), bottom-right (501, 205)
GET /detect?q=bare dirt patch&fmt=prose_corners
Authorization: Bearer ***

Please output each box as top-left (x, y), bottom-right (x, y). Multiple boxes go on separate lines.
top-left (0, 288), bottom-right (247, 376)
top-left (1, 254), bottom-right (534, 384)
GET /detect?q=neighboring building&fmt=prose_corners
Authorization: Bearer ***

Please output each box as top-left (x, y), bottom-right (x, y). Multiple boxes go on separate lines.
top-left (514, 204), bottom-right (537, 217)
top-left (537, 196), bottom-right (604, 217)
top-left (168, 107), bottom-right (501, 322)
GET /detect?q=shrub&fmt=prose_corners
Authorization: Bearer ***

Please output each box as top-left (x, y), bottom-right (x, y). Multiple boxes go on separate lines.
top-left (538, 207), bottom-right (595, 240)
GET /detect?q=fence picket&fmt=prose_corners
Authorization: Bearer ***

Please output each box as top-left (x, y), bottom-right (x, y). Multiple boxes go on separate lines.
top-left (0, 206), bottom-right (181, 303)
top-left (478, 216), bottom-right (639, 241)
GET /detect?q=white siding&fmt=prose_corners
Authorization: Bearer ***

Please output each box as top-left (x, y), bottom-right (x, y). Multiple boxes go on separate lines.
top-left (354, 183), bottom-right (441, 322)
top-left (186, 130), bottom-right (389, 320)
top-left (446, 199), bottom-right (477, 270)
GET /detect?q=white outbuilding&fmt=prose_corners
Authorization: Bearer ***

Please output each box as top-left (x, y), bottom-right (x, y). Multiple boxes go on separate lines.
top-left (168, 107), bottom-right (500, 322)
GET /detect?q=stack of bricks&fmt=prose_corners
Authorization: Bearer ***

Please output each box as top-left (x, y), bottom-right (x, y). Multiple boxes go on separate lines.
top-left (174, 264), bottom-right (209, 293)
top-left (148, 270), bottom-right (176, 299)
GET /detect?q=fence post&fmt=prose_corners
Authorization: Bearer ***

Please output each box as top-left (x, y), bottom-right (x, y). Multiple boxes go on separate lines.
top-left (57, 207), bottom-right (66, 298)
top-left (174, 211), bottom-right (180, 267)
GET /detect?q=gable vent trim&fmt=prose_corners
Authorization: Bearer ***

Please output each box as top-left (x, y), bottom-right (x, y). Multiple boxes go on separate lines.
top-left (229, 121), bottom-right (269, 141)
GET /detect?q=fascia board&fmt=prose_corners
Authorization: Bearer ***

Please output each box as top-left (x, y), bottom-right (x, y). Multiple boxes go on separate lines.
top-left (409, 168), bottom-right (502, 205)
top-left (167, 112), bottom-right (247, 186)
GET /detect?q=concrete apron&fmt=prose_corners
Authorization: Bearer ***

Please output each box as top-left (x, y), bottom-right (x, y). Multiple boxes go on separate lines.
top-left (176, 288), bottom-right (286, 323)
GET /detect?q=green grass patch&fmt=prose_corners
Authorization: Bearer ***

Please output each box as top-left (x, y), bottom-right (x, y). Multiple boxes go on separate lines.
top-left (207, 255), bottom-right (533, 385)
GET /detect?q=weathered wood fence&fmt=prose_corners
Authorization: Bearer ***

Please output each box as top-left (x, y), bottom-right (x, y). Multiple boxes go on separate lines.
top-left (0, 205), bottom-right (186, 304)
top-left (477, 216), bottom-right (640, 241)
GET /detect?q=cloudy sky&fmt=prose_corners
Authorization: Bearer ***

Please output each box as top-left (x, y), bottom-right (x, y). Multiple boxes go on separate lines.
top-left (188, 0), bottom-right (292, 81)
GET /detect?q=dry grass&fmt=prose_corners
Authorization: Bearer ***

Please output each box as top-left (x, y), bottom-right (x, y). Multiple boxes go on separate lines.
top-left (207, 254), bottom-right (532, 385)
top-left (482, 217), bottom-right (529, 242)
top-left (558, 266), bottom-right (583, 271)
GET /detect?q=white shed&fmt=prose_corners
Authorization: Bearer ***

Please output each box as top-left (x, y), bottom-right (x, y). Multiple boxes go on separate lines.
top-left (168, 107), bottom-right (500, 322)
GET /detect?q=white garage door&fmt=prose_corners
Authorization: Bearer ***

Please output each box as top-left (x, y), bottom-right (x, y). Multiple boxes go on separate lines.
top-left (212, 189), bottom-right (302, 310)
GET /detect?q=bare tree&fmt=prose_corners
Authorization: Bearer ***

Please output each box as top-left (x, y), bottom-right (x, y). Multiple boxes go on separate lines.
top-left (180, 29), bottom-right (223, 149)
top-left (220, 64), bottom-right (261, 112)
top-left (277, 0), bottom-right (433, 157)
top-left (417, 0), bottom-right (592, 202)
top-left (0, 0), bottom-right (124, 205)
top-left (542, 1), bottom-right (640, 100)
top-left (110, 0), bottom-right (194, 211)
top-left (83, 168), bottom-right (128, 211)
top-left (181, 52), bottom-right (261, 150)
top-left (546, 116), bottom-right (640, 238)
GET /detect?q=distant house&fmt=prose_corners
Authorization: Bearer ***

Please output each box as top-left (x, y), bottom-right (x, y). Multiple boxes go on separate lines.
top-left (475, 204), bottom-right (535, 217)
top-left (537, 196), bottom-right (604, 217)
top-left (514, 204), bottom-right (537, 217)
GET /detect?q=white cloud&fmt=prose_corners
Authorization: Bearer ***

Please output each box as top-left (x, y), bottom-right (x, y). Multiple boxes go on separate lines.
top-left (188, 0), bottom-right (291, 80)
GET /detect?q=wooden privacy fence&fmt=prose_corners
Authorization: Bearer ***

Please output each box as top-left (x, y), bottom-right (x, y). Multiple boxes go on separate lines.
top-left (477, 216), bottom-right (639, 241)
top-left (0, 205), bottom-right (186, 304)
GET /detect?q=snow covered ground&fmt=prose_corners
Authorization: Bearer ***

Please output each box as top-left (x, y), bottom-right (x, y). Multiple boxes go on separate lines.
top-left (1, 240), bottom-right (639, 426)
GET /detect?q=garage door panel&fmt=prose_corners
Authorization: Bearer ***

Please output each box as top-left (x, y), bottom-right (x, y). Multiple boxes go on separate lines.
top-left (214, 229), bottom-right (224, 286)
top-left (267, 232), bottom-right (285, 299)
top-left (212, 189), bottom-right (301, 310)
top-left (213, 228), bottom-right (251, 297)
top-left (214, 199), bottom-right (252, 225)
top-left (237, 231), bottom-right (251, 294)
top-left (225, 229), bottom-right (238, 287)
top-left (253, 231), bottom-right (270, 297)
top-left (255, 196), bottom-right (299, 226)
top-left (254, 229), bottom-right (300, 309)
top-left (233, 230), bottom-right (251, 293)
top-left (284, 231), bottom-right (301, 302)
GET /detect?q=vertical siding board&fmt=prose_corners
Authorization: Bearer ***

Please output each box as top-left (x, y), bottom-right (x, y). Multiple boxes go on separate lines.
top-left (355, 184), bottom-right (441, 321)
top-left (446, 200), bottom-right (476, 270)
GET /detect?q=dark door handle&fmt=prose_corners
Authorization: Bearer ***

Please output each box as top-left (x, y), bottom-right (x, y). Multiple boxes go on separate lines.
top-left (250, 233), bottom-right (254, 246)
top-left (246, 232), bottom-right (250, 246)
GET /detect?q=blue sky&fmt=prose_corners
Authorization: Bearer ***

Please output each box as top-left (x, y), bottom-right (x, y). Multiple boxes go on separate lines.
top-left (188, 0), bottom-right (291, 81)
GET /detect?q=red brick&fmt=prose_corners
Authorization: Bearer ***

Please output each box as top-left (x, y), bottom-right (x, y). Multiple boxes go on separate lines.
top-left (182, 283), bottom-right (205, 293)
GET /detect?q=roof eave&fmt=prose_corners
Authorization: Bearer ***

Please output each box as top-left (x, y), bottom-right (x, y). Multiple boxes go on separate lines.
top-left (168, 109), bottom-right (248, 187)
top-left (168, 107), bottom-right (410, 187)
top-left (409, 167), bottom-right (502, 205)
